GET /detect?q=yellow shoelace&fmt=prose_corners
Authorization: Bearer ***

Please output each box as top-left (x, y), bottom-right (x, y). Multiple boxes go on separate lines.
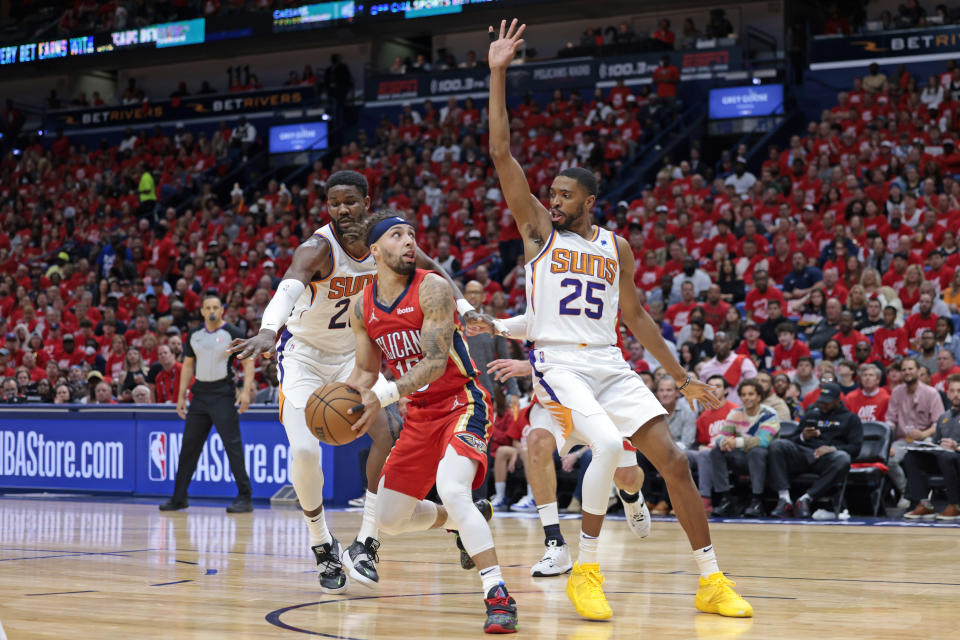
top-left (582, 568), bottom-right (606, 596)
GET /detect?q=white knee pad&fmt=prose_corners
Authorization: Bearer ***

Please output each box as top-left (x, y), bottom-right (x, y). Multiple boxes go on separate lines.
top-left (436, 446), bottom-right (494, 557)
top-left (573, 409), bottom-right (623, 516)
top-left (375, 482), bottom-right (439, 536)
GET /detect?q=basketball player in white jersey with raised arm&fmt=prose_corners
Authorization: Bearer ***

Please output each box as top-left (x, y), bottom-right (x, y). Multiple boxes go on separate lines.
top-left (487, 19), bottom-right (752, 620)
top-left (228, 170), bottom-right (482, 594)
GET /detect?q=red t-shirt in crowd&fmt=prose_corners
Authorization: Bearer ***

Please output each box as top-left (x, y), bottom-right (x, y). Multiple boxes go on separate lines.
top-left (904, 313), bottom-right (938, 343)
top-left (745, 287), bottom-right (786, 323)
top-left (871, 325), bottom-right (909, 366)
top-left (833, 330), bottom-right (869, 360)
top-left (772, 339), bottom-right (811, 370)
top-left (844, 387), bottom-right (890, 422)
top-left (695, 401), bottom-right (738, 447)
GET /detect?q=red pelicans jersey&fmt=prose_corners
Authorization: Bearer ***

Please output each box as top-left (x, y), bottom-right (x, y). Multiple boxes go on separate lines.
top-left (361, 269), bottom-right (482, 406)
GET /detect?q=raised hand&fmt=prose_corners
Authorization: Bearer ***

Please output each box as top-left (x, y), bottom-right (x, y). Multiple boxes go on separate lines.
top-left (488, 18), bottom-right (526, 70)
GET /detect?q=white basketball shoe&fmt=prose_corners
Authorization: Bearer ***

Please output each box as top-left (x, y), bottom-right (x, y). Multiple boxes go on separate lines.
top-left (531, 539), bottom-right (573, 577)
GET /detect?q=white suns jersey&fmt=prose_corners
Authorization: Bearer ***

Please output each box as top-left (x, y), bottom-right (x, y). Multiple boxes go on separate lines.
top-left (281, 223), bottom-right (377, 356)
top-left (525, 226), bottom-right (621, 347)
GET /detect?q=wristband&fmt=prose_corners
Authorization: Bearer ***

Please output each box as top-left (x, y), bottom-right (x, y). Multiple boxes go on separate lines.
top-left (735, 437), bottom-right (744, 449)
top-left (456, 298), bottom-right (475, 317)
top-left (371, 378), bottom-right (400, 407)
top-left (677, 375), bottom-right (691, 392)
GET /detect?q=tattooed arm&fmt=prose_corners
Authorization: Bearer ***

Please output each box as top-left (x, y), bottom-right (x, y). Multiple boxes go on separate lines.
top-left (393, 273), bottom-right (456, 397)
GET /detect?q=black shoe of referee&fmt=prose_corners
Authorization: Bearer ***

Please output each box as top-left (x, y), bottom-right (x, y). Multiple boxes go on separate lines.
top-left (226, 496), bottom-right (253, 513)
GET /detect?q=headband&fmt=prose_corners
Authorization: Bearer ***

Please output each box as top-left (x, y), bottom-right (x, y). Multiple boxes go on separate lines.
top-left (367, 216), bottom-right (414, 245)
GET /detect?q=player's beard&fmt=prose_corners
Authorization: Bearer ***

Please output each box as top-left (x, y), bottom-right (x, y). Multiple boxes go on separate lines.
top-left (384, 251), bottom-right (416, 276)
top-left (332, 213), bottom-right (364, 242)
top-left (551, 203), bottom-right (585, 231)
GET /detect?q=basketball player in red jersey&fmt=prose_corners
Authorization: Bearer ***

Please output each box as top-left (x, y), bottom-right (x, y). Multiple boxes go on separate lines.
top-left (228, 171), bottom-right (486, 594)
top-left (346, 210), bottom-right (518, 634)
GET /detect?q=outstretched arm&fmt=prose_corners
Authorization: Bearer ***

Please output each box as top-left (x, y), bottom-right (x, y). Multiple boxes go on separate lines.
top-left (228, 235), bottom-right (333, 359)
top-left (488, 19), bottom-right (553, 257)
top-left (414, 247), bottom-right (488, 323)
top-left (615, 235), bottom-right (723, 411)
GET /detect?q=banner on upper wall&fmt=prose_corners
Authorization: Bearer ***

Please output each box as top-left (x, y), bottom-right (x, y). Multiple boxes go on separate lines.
top-left (809, 25), bottom-right (960, 70)
top-left (365, 47), bottom-right (741, 104)
top-left (50, 86), bottom-right (317, 128)
top-left (596, 48), bottom-right (742, 85)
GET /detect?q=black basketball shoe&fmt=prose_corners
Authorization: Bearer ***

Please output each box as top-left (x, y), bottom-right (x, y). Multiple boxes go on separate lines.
top-left (341, 536), bottom-right (380, 588)
top-left (483, 583), bottom-right (518, 634)
top-left (312, 538), bottom-right (348, 594)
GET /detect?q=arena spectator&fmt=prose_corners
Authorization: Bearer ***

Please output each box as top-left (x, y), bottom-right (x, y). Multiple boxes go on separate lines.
top-left (769, 382), bottom-right (863, 518)
top-left (931, 350), bottom-right (960, 392)
top-left (902, 374), bottom-right (960, 520)
top-left (916, 330), bottom-right (939, 376)
top-left (808, 298), bottom-right (844, 351)
top-left (709, 379), bottom-right (779, 518)
top-left (886, 357), bottom-right (946, 503)
top-left (640, 377), bottom-right (696, 515)
top-left (744, 269), bottom-right (785, 323)
top-left (772, 323), bottom-right (811, 371)
top-left (149, 344), bottom-right (182, 404)
top-left (699, 331), bottom-right (757, 404)
top-left (845, 364), bottom-right (890, 423)
top-left (782, 251), bottom-right (823, 300)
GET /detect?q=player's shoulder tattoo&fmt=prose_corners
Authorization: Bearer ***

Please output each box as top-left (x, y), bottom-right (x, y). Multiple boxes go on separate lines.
top-left (420, 273), bottom-right (455, 317)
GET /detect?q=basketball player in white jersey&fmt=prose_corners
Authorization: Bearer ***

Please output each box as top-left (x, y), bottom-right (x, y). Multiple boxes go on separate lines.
top-left (229, 171), bottom-right (482, 594)
top-left (465, 325), bottom-right (652, 577)
top-left (487, 19), bottom-right (752, 619)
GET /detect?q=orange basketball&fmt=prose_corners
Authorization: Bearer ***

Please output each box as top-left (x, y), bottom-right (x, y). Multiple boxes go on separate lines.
top-left (304, 382), bottom-right (364, 446)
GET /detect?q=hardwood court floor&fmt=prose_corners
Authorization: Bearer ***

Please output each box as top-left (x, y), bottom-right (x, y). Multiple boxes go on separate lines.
top-left (0, 497), bottom-right (958, 639)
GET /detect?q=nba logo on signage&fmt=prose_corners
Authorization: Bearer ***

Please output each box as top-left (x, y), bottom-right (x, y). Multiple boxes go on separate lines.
top-left (149, 432), bottom-right (167, 481)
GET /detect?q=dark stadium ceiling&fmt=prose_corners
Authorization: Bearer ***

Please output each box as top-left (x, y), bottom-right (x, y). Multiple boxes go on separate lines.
top-left (0, 0), bottom-right (731, 80)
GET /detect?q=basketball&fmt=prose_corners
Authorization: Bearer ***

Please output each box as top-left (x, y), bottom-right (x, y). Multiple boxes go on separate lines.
top-left (305, 382), bottom-right (364, 446)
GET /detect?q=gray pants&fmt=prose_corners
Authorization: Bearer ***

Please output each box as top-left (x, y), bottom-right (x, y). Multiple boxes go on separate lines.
top-left (685, 448), bottom-right (713, 498)
top-left (710, 446), bottom-right (769, 496)
top-left (887, 439), bottom-right (909, 493)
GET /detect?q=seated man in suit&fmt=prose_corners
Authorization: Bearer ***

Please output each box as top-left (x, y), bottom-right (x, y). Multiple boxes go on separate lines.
top-left (903, 374), bottom-right (960, 521)
top-left (768, 382), bottom-right (863, 518)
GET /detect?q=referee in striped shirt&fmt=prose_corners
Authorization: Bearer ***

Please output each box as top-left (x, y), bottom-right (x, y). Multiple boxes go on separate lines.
top-left (159, 294), bottom-right (255, 513)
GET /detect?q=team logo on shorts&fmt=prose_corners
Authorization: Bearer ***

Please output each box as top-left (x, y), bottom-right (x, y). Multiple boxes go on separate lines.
top-left (455, 432), bottom-right (487, 455)
top-left (149, 432), bottom-right (167, 481)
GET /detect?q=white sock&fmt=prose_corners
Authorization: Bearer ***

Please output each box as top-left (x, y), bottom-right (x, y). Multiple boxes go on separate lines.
top-left (356, 490), bottom-right (378, 543)
top-left (494, 482), bottom-right (506, 499)
top-left (778, 489), bottom-right (790, 502)
top-left (537, 501), bottom-right (560, 528)
top-left (479, 564), bottom-right (504, 594)
top-left (578, 531), bottom-right (599, 565)
top-left (305, 510), bottom-right (332, 547)
top-left (799, 493), bottom-right (812, 503)
top-left (693, 544), bottom-right (720, 579)
top-left (525, 484), bottom-right (534, 499)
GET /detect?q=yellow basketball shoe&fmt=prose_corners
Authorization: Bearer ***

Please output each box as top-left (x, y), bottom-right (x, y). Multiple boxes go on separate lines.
top-left (566, 563), bottom-right (613, 620)
top-left (695, 572), bottom-right (753, 618)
